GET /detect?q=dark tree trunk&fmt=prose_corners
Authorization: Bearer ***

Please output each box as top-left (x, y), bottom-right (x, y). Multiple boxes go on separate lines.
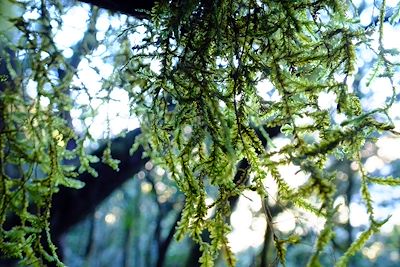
top-left (50, 128), bottom-right (145, 238)
top-left (78, 0), bottom-right (156, 18)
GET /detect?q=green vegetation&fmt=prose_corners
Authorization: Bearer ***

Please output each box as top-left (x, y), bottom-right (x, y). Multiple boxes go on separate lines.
top-left (0, 0), bottom-right (399, 266)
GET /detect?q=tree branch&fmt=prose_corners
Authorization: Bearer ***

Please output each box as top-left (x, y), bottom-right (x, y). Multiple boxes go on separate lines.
top-left (77, 0), bottom-right (157, 18)
top-left (50, 128), bottom-right (146, 237)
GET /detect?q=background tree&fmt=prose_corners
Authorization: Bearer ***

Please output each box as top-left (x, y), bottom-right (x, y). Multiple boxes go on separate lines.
top-left (1, 0), bottom-right (400, 267)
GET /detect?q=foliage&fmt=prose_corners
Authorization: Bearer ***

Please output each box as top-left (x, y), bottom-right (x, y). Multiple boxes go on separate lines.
top-left (127, 0), bottom-right (400, 266)
top-left (0, 0), bottom-right (399, 266)
top-left (0, 1), bottom-right (110, 265)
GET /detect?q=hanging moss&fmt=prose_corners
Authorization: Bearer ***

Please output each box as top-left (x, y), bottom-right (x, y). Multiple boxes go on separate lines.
top-left (129, 0), bottom-right (400, 266)
top-left (0, 0), bottom-right (399, 266)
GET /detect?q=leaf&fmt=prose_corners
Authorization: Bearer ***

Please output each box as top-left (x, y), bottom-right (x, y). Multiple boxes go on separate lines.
top-left (335, 222), bottom-right (381, 267)
top-left (281, 124), bottom-right (294, 135)
top-left (368, 176), bottom-right (400, 186)
top-left (58, 177), bottom-right (85, 189)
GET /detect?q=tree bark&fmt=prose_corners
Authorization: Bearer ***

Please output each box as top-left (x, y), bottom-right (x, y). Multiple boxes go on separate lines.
top-left (77, 0), bottom-right (156, 18)
top-left (50, 128), bottom-right (145, 237)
